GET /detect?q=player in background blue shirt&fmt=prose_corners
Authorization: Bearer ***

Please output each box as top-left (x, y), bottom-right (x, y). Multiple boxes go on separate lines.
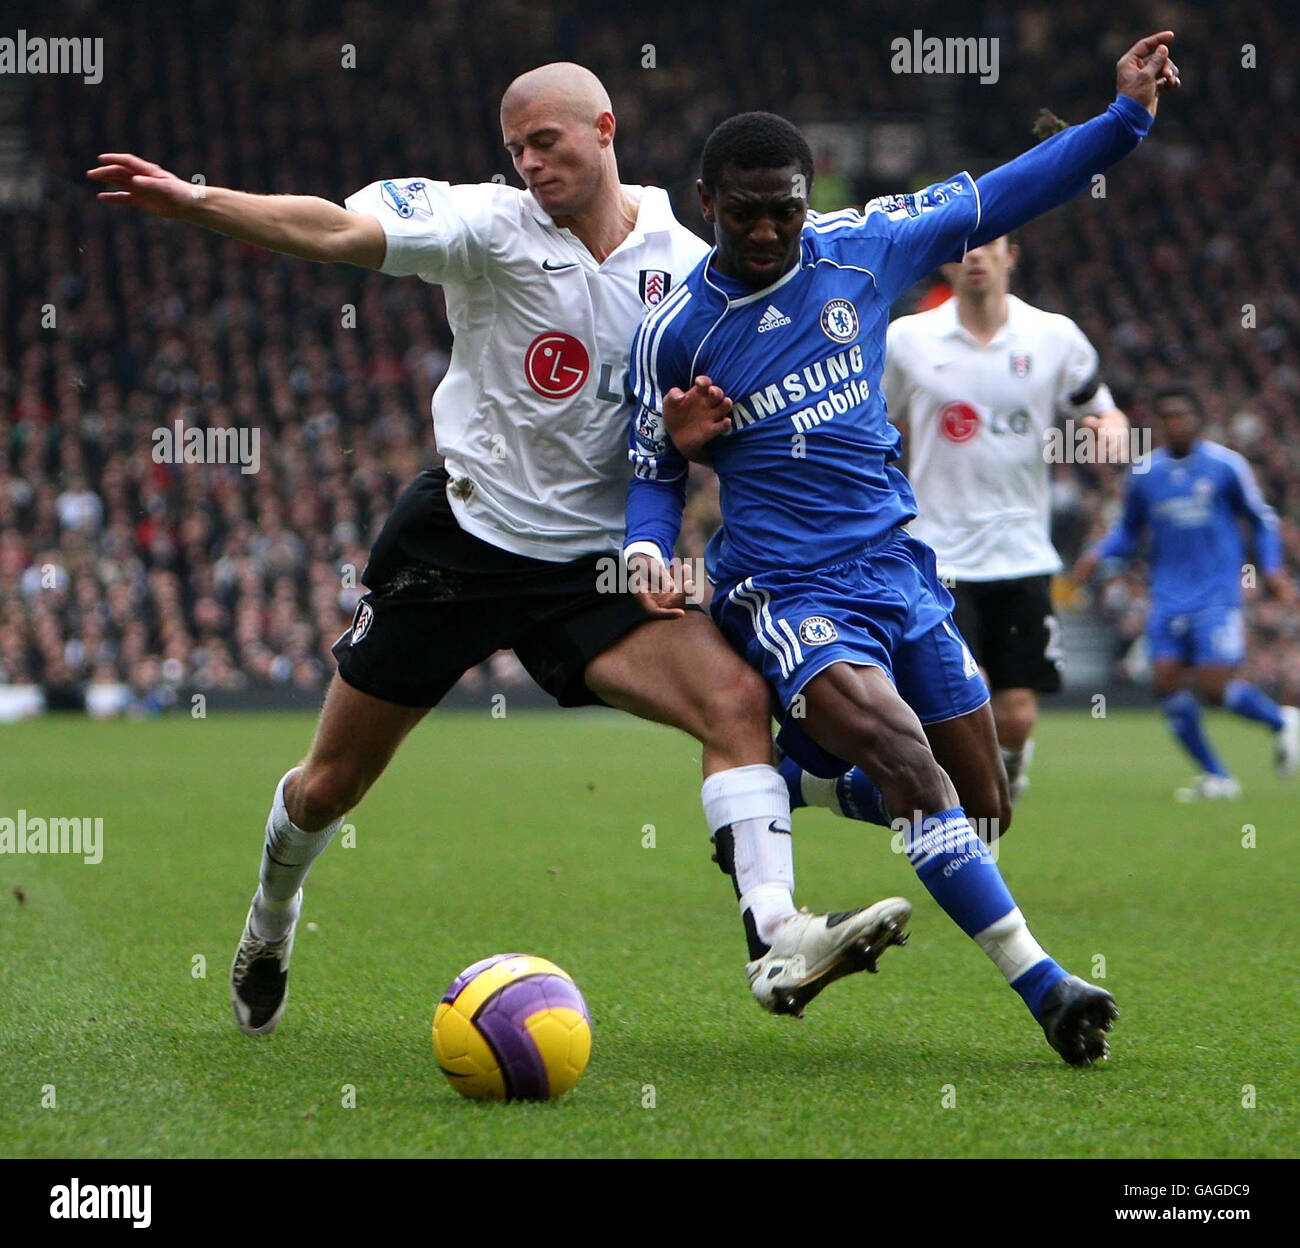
top-left (623, 32), bottom-right (1181, 1065)
top-left (1073, 387), bottom-right (1298, 799)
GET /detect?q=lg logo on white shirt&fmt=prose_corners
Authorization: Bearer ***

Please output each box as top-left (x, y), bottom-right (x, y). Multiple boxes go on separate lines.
top-left (522, 332), bottom-right (626, 404)
top-left (937, 401), bottom-right (1031, 442)
top-left (524, 333), bottom-right (590, 399)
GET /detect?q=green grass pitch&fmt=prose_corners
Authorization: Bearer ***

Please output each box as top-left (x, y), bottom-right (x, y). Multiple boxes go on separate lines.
top-left (1, 707), bottom-right (1295, 1158)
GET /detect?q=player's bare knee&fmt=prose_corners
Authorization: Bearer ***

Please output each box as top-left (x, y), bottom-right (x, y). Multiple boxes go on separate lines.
top-left (1151, 665), bottom-right (1183, 698)
top-left (697, 663), bottom-right (772, 751)
top-left (997, 707), bottom-right (1036, 751)
top-left (294, 760), bottom-right (369, 829)
top-left (1197, 673), bottom-right (1229, 706)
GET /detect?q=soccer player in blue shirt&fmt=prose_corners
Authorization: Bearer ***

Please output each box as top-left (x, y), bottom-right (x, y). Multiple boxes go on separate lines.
top-left (1073, 387), bottom-right (1298, 799)
top-left (622, 33), bottom-right (1181, 1065)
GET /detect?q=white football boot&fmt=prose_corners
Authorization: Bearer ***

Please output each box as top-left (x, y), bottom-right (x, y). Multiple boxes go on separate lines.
top-left (747, 898), bottom-right (911, 1017)
top-left (1275, 706), bottom-right (1300, 778)
top-left (230, 890), bottom-right (300, 1035)
top-left (1174, 773), bottom-right (1242, 802)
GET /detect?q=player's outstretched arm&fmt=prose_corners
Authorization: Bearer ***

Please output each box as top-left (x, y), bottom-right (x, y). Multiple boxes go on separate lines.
top-left (624, 460), bottom-right (688, 609)
top-left (1228, 457), bottom-right (1291, 602)
top-left (1072, 474), bottom-right (1147, 584)
top-left (624, 408), bottom-right (691, 619)
top-left (623, 315), bottom-right (697, 607)
top-left (88, 153), bottom-right (386, 268)
top-left (968, 32), bottom-right (1180, 250)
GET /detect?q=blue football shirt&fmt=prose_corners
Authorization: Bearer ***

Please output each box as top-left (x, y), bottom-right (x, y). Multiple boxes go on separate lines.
top-left (1093, 440), bottom-right (1283, 613)
top-left (625, 177), bottom-right (980, 584)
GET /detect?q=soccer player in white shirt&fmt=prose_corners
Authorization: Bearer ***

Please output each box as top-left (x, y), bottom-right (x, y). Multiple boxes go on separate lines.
top-left (887, 237), bottom-right (1129, 800)
top-left (91, 63), bottom-right (909, 1034)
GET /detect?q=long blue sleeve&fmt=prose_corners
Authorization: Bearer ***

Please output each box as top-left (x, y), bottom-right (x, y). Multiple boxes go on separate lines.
top-left (1092, 472), bottom-right (1147, 560)
top-left (625, 468), bottom-right (687, 563)
top-left (971, 95), bottom-right (1153, 248)
top-left (1251, 518), bottom-right (1284, 576)
top-left (623, 306), bottom-right (692, 563)
top-left (1225, 454), bottom-right (1284, 574)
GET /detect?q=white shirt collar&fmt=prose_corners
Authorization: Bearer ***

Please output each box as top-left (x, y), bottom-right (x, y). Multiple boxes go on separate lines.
top-left (526, 184), bottom-right (674, 241)
top-left (941, 292), bottom-right (1022, 346)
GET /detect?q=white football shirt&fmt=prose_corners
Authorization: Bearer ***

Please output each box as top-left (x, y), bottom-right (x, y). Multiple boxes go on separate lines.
top-left (344, 178), bottom-right (709, 561)
top-left (884, 293), bottom-right (1114, 581)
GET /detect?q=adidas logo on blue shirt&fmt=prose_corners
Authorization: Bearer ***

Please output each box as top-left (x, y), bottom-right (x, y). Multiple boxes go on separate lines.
top-left (757, 304), bottom-right (792, 333)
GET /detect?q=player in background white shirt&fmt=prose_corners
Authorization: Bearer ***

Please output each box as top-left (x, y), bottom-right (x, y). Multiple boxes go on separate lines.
top-left (780, 234), bottom-right (1130, 817)
top-left (888, 235), bottom-right (1129, 800)
top-left (91, 63), bottom-right (908, 1034)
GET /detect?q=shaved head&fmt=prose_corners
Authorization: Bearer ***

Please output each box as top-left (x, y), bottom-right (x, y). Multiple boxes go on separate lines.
top-left (500, 62), bottom-right (619, 223)
top-left (501, 62), bottom-right (612, 126)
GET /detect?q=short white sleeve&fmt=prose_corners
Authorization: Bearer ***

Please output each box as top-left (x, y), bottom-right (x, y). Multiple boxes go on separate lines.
top-left (343, 178), bottom-right (497, 282)
top-left (882, 318), bottom-right (912, 427)
top-left (1056, 318), bottom-right (1115, 419)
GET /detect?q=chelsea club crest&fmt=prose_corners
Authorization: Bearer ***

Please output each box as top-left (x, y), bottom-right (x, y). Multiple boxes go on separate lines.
top-left (799, 616), bottom-right (838, 645)
top-left (820, 298), bottom-right (859, 344)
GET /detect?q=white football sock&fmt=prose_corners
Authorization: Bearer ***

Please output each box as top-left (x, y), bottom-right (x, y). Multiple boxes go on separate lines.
top-left (798, 771), bottom-right (841, 812)
top-left (1001, 738), bottom-right (1035, 786)
top-left (252, 769), bottom-right (342, 940)
top-left (973, 907), bottom-right (1049, 984)
top-left (701, 764), bottom-right (796, 946)
top-left (1000, 747), bottom-right (1023, 785)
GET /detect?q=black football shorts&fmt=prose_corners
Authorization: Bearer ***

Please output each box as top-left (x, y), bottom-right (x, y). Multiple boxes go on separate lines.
top-left (948, 574), bottom-right (1064, 694)
top-left (332, 468), bottom-right (651, 708)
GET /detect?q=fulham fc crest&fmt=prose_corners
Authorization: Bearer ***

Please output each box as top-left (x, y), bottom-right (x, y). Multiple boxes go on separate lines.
top-left (639, 269), bottom-right (671, 307)
top-left (350, 601), bottom-right (374, 645)
top-left (1011, 352), bottom-right (1032, 378)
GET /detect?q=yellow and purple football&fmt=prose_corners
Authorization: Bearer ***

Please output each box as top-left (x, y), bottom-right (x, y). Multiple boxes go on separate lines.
top-left (432, 953), bottom-right (592, 1102)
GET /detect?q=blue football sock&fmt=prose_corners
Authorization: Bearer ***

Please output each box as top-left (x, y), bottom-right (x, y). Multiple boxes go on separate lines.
top-left (1161, 690), bottom-right (1229, 777)
top-left (778, 756), bottom-right (891, 827)
top-left (906, 808), bottom-right (1067, 1019)
top-left (834, 768), bottom-right (891, 827)
top-left (1222, 679), bottom-right (1284, 732)
top-left (1009, 959), bottom-right (1068, 1019)
top-left (906, 808), bottom-right (1017, 937)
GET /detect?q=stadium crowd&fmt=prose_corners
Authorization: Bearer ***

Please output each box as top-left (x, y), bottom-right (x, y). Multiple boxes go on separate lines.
top-left (2, 0), bottom-right (1297, 712)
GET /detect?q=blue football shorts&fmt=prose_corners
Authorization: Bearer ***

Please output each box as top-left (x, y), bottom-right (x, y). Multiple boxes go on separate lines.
top-left (1146, 604), bottom-right (1245, 667)
top-left (712, 527), bottom-right (990, 774)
